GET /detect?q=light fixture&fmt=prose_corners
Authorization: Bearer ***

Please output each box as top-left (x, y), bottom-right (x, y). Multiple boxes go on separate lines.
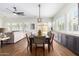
top-left (37, 4), bottom-right (42, 23)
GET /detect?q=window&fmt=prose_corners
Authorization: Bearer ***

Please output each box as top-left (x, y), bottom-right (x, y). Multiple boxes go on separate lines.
top-left (6, 23), bottom-right (28, 32)
top-left (67, 4), bottom-right (78, 31)
top-left (52, 4), bottom-right (78, 32)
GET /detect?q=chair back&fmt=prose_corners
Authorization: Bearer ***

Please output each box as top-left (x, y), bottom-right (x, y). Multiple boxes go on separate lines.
top-left (34, 36), bottom-right (45, 44)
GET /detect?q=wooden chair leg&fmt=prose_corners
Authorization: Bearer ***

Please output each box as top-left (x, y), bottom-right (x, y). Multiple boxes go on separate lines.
top-left (52, 45), bottom-right (53, 50)
top-left (27, 45), bottom-right (29, 50)
top-left (35, 44), bottom-right (37, 56)
top-left (27, 43), bottom-right (29, 49)
top-left (43, 43), bottom-right (45, 55)
top-left (51, 43), bottom-right (53, 50)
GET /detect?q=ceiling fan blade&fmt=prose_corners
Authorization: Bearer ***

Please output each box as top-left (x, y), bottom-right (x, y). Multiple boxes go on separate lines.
top-left (13, 7), bottom-right (17, 11)
top-left (13, 12), bottom-right (24, 16)
top-left (6, 8), bottom-right (25, 16)
top-left (6, 8), bottom-right (13, 12)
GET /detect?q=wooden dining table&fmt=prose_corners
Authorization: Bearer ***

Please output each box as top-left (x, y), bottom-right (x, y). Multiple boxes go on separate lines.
top-left (29, 35), bottom-right (51, 52)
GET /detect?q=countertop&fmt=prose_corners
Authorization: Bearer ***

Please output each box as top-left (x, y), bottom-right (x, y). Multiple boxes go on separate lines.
top-left (54, 31), bottom-right (79, 37)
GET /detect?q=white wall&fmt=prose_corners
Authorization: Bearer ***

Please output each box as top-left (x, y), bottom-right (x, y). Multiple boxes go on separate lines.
top-left (0, 16), bottom-right (3, 28)
top-left (0, 18), bottom-right (2, 27)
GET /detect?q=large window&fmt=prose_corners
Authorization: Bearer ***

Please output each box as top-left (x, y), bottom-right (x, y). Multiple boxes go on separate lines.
top-left (52, 3), bottom-right (78, 32)
top-left (67, 4), bottom-right (78, 31)
top-left (6, 23), bottom-right (28, 32)
top-left (52, 16), bottom-right (66, 31)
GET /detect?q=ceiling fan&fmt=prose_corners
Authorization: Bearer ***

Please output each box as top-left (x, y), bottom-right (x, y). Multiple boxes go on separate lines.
top-left (6, 6), bottom-right (25, 16)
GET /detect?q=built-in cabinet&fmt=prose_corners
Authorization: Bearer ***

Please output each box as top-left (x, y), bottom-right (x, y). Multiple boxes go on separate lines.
top-left (55, 32), bottom-right (79, 55)
top-left (61, 34), bottom-right (67, 46)
top-left (74, 37), bottom-right (79, 53)
top-left (66, 35), bottom-right (75, 51)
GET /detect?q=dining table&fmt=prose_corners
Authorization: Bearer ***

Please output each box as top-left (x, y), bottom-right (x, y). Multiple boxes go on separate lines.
top-left (29, 35), bottom-right (51, 52)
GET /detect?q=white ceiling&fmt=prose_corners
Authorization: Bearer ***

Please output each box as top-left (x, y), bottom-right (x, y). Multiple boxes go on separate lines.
top-left (0, 3), bottom-right (66, 18)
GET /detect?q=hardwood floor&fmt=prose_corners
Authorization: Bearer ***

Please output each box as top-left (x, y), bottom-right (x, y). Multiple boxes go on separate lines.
top-left (0, 37), bottom-right (76, 56)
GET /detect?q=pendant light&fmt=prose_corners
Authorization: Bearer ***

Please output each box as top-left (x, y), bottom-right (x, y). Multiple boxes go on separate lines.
top-left (37, 4), bottom-right (42, 23)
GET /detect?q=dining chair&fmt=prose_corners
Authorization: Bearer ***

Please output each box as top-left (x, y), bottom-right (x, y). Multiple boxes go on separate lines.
top-left (26, 33), bottom-right (30, 50)
top-left (34, 36), bottom-right (45, 44)
top-left (33, 36), bottom-right (45, 49)
top-left (34, 36), bottom-right (45, 55)
top-left (50, 33), bottom-right (54, 50)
